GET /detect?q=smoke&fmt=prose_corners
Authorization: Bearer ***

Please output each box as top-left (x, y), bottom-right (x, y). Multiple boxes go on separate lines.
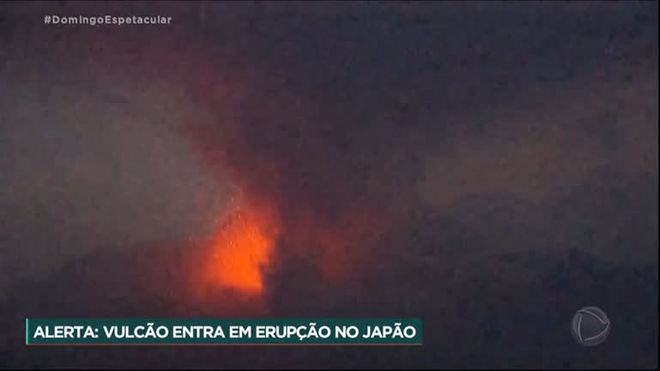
top-left (2, 0), bottom-right (657, 300)
top-left (184, 69), bottom-right (426, 290)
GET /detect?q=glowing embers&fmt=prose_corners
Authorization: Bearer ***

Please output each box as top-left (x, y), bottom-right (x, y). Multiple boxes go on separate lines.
top-left (201, 206), bottom-right (278, 295)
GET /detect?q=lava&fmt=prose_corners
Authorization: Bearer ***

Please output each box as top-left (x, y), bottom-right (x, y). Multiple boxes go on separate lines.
top-left (198, 204), bottom-right (279, 296)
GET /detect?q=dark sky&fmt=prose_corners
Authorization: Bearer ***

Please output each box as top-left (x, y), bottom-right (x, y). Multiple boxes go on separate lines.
top-left (0, 1), bottom-right (658, 368)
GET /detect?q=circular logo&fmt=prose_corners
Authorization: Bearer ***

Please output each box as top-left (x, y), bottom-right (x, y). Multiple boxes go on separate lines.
top-left (571, 306), bottom-right (610, 346)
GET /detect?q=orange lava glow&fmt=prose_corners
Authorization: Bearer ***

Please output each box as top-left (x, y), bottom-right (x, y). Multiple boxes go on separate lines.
top-left (201, 205), bottom-right (278, 295)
